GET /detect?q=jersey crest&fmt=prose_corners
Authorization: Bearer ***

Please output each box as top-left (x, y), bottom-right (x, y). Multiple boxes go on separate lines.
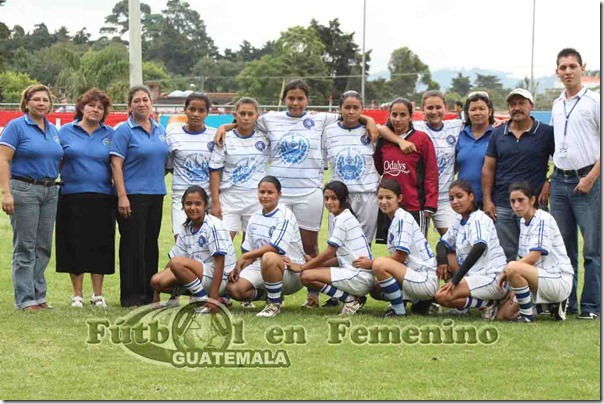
top-left (231, 157), bottom-right (256, 185)
top-left (183, 153), bottom-right (210, 182)
top-left (279, 133), bottom-right (310, 164)
top-left (335, 148), bottom-right (365, 181)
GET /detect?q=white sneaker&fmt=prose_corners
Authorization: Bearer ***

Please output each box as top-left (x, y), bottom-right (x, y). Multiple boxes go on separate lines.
top-left (71, 296), bottom-right (84, 308)
top-left (256, 303), bottom-right (281, 317)
top-left (339, 299), bottom-right (362, 315)
top-left (190, 295), bottom-right (208, 303)
top-left (195, 306), bottom-right (212, 315)
top-left (240, 301), bottom-right (256, 308)
top-left (91, 295), bottom-right (107, 307)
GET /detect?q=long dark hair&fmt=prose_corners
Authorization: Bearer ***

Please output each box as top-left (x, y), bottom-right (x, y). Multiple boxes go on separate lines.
top-left (449, 179), bottom-right (479, 213)
top-left (324, 181), bottom-right (356, 217)
top-left (385, 97), bottom-right (414, 134)
top-left (258, 175), bottom-right (282, 192)
top-left (181, 185), bottom-right (209, 226)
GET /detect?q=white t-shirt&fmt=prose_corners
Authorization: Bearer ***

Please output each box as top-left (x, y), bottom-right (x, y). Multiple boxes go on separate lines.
top-left (387, 208), bottom-right (437, 273)
top-left (169, 214), bottom-right (237, 278)
top-left (328, 209), bottom-right (373, 267)
top-left (256, 111), bottom-right (338, 196)
top-left (414, 120), bottom-right (463, 202)
top-left (242, 204), bottom-right (306, 264)
top-left (518, 209), bottom-right (573, 277)
top-left (208, 129), bottom-right (270, 190)
top-left (440, 210), bottom-right (506, 277)
top-left (323, 122), bottom-right (379, 193)
top-left (166, 125), bottom-right (217, 194)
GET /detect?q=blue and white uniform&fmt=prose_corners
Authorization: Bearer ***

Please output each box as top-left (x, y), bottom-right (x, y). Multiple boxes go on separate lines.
top-left (440, 210), bottom-right (507, 300)
top-left (518, 209), bottom-right (573, 303)
top-left (323, 121), bottom-right (379, 241)
top-left (387, 208), bottom-right (438, 299)
top-left (166, 124), bottom-right (217, 235)
top-left (209, 129), bottom-right (270, 233)
top-left (414, 119), bottom-right (463, 229)
top-left (256, 111), bottom-right (339, 231)
top-left (239, 204), bottom-right (305, 294)
top-left (169, 215), bottom-right (237, 295)
top-left (328, 209), bottom-right (375, 296)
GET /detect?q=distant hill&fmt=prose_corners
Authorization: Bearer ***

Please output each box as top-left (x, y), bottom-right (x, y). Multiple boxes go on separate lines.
top-left (369, 69), bottom-right (557, 94)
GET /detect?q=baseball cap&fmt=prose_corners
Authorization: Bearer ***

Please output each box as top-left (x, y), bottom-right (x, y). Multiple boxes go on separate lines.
top-left (506, 88), bottom-right (534, 104)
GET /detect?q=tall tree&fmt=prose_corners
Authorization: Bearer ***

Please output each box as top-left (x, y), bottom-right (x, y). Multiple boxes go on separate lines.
top-left (192, 57), bottom-right (244, 92)
top-left (28, 23), bottom-right (56, 51)
top-left (474, 73), bottom-right (503, 91)
top-left (100, 0), bottom-right (152, 38)
top-left (450, 73), bottom-right (472, 96)
top-left (388, 47), bottom-right (438, 98)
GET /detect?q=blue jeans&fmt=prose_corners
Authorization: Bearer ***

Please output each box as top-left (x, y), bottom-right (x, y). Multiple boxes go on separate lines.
top-left (494, 205), bottom-right (520, 263)
top-left (9, 179), bottom-right (58, 308)
top-left (550, 173), bottom-right (601, 315)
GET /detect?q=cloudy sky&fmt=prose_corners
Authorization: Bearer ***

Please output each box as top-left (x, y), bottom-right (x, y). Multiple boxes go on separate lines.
top-left (2, 0), bottom-right (601, 79)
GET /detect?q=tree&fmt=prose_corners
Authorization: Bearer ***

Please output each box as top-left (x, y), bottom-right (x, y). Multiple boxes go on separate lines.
top-left (0, 71), bottom-right (38, 102)
top-left (54, 26), bottom-right (70, 42)
top-left (474, 73), bottom-right (504, 91)
top-left (100, 0), bottom-right (152, 38)
top-left (388, 47), bottom-right (438, 99)
top-left (450, 73), bottom-right (472, 96)
top-left (365, 78), bottom-right (392, 106)
top-left (28, 23), bottom-right (56, 51)
top-left (73, 28), bottom-right (91, 45)
top-left (192, 57), bottom-right (244, 92)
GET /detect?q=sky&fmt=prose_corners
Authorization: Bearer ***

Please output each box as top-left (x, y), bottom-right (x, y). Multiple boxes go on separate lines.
top-left (1, 0), bottom-right (602, 81)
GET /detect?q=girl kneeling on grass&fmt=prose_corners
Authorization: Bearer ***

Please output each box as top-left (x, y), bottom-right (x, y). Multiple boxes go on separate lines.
top-left (497, 182), bottom-right (573, 322)
top-left (287, 181), bottom-right (374, 315)
top-left (150, 186), bottom-right (236, 313)
top-left (226, 176), bottom-right (306, 317)
top-left (360, 179), bottom-right (438, 317)
top-left (434, 179), bottom-right (507, 314)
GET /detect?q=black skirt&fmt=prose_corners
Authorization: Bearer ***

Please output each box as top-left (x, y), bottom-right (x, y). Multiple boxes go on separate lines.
top-left (56, 193), bottom-right (117, 275)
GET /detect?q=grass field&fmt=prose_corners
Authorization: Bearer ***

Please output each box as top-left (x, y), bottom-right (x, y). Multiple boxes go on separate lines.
top-left (0, 183), bottom-right (600, 400)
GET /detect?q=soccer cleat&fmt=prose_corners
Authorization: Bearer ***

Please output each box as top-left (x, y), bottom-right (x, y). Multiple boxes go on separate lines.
top-left (357, 296), bottom-right (368, 310)
top-left (411, 299), bottom-right (433, 315)
top-left (322, 297), bottom-right (340, 307)
top-left (481, 302), bottom-right (498, 321)
top-left (301, 294), bottom-right (319, 308)
top-left (190, 295), bottom-right (208, 304)
top-left (384, 307), bottom-right (406, 318)
top-left (339, 299), bottom-right (363, 315)
top-left (551, 299), bottom-right (568, 321)
top-left (256, 303), bottom-right (281, 317)
top-left (71, 296), bottom-right (84, 308)
top-left (91, 295), bottom-right (107, 308)
top-left (194, 306), bottom-right (212, 315)
top-left (240, 301), bottom-right (256, 309)
top-left (577, 312), bottom-right (599, 320)
top-left (512, 314), bottom-right (535, 323)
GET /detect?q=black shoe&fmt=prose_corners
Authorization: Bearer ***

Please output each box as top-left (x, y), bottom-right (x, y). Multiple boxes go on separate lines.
top-left (512, 314), bottom-right (535, 323)
top-left (551, 299), bottom-right (568, 321)
top-left (384, 307), bottom-right (406, 318)
top-left (322, 297), bottom-right (340, 307)
top-left (577, 312), bottom-right (599, 320)
top-left (411, 299), bottom-right (432, 315)
top-left (358, 296), bottom-right (367, 310)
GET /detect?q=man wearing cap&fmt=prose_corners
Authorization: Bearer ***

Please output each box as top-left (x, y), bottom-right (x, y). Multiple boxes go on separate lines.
top-left (481, 88), bottom-right (555, 262)
top-left (550, 48), bottom-right (600, 320)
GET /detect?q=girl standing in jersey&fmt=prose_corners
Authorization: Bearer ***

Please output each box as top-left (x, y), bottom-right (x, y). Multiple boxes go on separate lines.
top-left (287, 181), bottom-right (375, 315)
top-left (497, 182), bottom-right (573, 322)
top-left (323, 91), bottom-right (380, 242)
top-left (150, 186), bottom-right (236, 312)
top-left (226, 176), bottom-right (305, 315)
top-left (355, 179), bottom-right (438, 317)
top-left (209, 97), bottom-right (269, 239)
top-left (166, 92), bottom-right (216, 238)
top-left (434, 179), bottom-right (507, 313)
top-left (56, 88), bottom-right (115, 308)
top-left (215, 79), bottom-right (378, 308)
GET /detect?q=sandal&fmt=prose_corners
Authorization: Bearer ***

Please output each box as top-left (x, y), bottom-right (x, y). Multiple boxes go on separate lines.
top-left (71, 296), bottom-right (84, 308)
top-left (91, 295), bottom-right (107, 308)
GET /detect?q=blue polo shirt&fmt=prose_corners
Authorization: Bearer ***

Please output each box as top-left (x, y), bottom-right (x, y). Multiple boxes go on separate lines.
top-left (485, 118), bottom-right (554, 207)
top-left (110, 117), bottom-right (168, 195)
top-left (455, 125), bottom-right (493, 203)
top-left (59, 120), bottom-right (115, 195)
top-left (0, 114), bottom-right (63, 180)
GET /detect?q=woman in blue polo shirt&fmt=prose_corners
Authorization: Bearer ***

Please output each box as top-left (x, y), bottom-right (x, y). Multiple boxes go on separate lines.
top-left (455, 91), bottom-right (494, 209)
top-left (0, 84), bottom-right (63, 310)
top-left (56, 88), bottom-right (116, 308)
top-left (110, 85), bottom-right (169, 307)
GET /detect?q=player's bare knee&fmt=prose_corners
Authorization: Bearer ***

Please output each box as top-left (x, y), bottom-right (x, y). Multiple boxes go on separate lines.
top-left (505, 262), bottom-right (521, 280)
top-left (300, 270), bottom-right (314, 286)
top-left (371, 257), bottom-right (388, 277)
top-left (261, 252), bottom-right (283, 270)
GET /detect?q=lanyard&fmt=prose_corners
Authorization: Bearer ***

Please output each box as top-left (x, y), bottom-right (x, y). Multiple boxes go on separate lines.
top-left (562, 88), bottom-right (587, 141)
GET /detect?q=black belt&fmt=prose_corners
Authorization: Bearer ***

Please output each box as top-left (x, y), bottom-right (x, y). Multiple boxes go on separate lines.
top-left (554, 164), bottom-right (595, 178)
top-left (11, 176), bottom-right (64, 187)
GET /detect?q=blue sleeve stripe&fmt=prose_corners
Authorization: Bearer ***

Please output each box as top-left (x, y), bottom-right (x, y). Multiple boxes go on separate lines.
top-left (440, 239), bottom-right (454, 251)
top-left (327, 240), bottom-right (340, 248)
top-left (212, 251), bottom-right (227, 256)
top-left (537, 220), bottom-right (545, 248)
top-left (272, 220), bottom-right (289, 247)
top-left (473, 239), bottom-right (488, 246)
top-left (269, 242), bottom-right (286, 255)
top-left (529, 247), bottom-right (549, 256)
top-left (474, 220), bottom-right (482, 240)
top-left (211, 226), bottom-right (221, 251)
top-left (396, 246), bottom-right (411, 254)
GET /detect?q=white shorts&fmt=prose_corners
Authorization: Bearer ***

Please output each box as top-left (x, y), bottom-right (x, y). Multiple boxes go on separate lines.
top-left (201, 275), bottom-right (228, 296)
top-left (464, 274), bottom-right (506, 301)
top-left (350, 192), bottom-right (378, 243)
top-left (402, 270), bottom-right (439, 301)
top-left (280, 188), bottom-right (324, 231)
top-left (432, 200), bottom-right (455, 230)
top-left (171, 190), bottom-right (213, 236)
top-left (238, 261), bottom-right (303, 295)
top-left (534, 270), bottom-right (573, 304)
top-left (220, 188), bottom-right (261, 233)
top-left (331, 266), bottom-right (375, 296)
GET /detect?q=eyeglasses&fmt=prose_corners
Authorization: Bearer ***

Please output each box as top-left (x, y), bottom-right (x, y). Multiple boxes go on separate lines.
top-left (467, 91), bottom-right (489, 99)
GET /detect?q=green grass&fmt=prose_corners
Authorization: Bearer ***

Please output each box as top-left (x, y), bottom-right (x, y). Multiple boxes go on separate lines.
top-left (0, 182), bottom-right (600, 400)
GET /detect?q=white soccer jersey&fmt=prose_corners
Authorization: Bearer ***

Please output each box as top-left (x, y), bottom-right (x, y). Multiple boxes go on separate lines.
top-left (518, 209), bottom-right (573, 277)
top-left (387, 208), bottom-right (437, 273)
top-left (414, 120), bottom-right (463, 202)
top-left (328, 209), bottom-right (373, 267)
top-left (242, 204), bottom-right (306, 264)
top-left (208, 129), bottom-right (270, 190)
top-left (440, 210), bottom-right (506, 277)
top-left (166, 125), bottom-right (217, 193)
top-left (323, 122), bottom-right (379, 193)
top-left (256, 111), bottom-right (339, 196)
top-left (169, 214), bottom-right (237, 277)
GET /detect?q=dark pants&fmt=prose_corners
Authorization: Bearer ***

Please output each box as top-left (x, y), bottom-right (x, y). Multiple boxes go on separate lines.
top-left (117, 194), bottom-right (164, 307)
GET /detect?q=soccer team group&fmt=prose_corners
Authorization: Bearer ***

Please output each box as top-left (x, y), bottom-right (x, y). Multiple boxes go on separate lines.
top-left (0, 48), bottom-right (599, 322)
